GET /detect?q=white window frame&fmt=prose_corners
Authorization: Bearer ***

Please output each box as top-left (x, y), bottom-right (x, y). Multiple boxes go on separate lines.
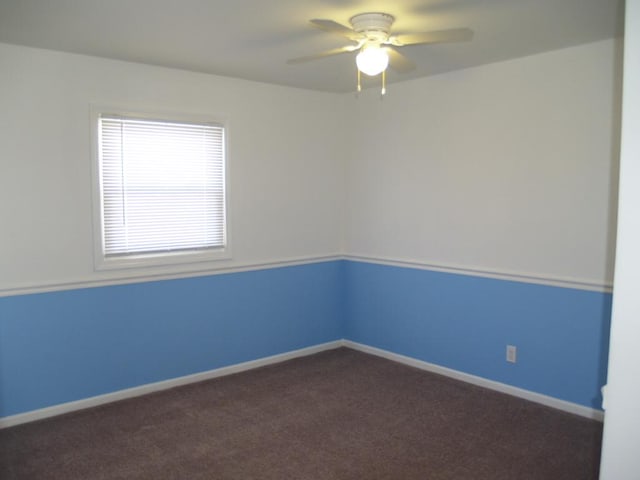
top-left (91, 106), bottom-right (231, 272)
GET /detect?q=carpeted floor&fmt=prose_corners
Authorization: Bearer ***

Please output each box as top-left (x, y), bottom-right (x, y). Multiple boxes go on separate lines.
top-left (0, 348), bottom-right (602, 479)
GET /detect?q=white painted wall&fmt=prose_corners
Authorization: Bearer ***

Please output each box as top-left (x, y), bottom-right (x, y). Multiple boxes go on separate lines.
top-left (344, 40), bottom-right (621, 289)
top-left (0, 39), bottom-right (621, 294)
top-left (599, 1), bottom-right (640, 477)
top-left (0, 43), bottom-right (347, 293)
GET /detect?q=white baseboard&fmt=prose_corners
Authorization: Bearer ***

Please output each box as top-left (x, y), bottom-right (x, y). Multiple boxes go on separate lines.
top-left (0, 339), bottom-right (603, 428)
top-left (343, 340), bottom-right (604, 422)
top-left (0, 340), bottom-right (343, 429)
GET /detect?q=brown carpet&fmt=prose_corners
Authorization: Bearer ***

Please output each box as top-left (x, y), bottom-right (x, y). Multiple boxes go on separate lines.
top-left (0, 347), bottom-right (602, 480)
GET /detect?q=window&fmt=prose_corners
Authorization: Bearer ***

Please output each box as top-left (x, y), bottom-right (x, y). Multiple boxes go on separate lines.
top-left (93, 110), bottom-right (229, 270)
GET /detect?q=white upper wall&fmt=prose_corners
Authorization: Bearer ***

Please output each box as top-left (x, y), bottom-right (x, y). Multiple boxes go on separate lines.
top-left (344, 39), bottom-right (621, 289)
top-left (0, 43), bottom-right (347, 293)
top-left (0, 39), bottom-right (621, 293)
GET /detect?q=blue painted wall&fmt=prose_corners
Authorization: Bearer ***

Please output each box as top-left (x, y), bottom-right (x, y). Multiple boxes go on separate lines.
top-left (344, 261), bottom-right (612, 409)
top-left (0, 259), bottom-right (611, 417)
top-left (0, 261), bottom-right (346, 417)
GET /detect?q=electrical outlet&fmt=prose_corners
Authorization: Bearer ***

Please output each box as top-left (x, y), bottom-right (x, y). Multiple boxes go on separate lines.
top-left (506, 345), bottom-right (517, 363)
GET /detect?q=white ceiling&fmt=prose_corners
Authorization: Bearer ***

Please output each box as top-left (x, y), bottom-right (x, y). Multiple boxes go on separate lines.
top-left (0, 0), bottom-right (624, 93)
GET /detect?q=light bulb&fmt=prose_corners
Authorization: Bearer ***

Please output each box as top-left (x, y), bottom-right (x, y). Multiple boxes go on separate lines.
top-left (356, 46), bottom-right (389, 77)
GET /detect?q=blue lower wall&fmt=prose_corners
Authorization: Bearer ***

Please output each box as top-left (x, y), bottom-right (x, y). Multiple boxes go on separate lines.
top-left (0, 259), bottom-right (612, 418)
top-left (344, 261), bottom-right (612, 409)
top-left (0, 261), bottom-right (346, 417)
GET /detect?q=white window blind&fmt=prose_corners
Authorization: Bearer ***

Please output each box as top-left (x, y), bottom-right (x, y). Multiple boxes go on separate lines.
top-left (98, 115), bottom-right (226, 258)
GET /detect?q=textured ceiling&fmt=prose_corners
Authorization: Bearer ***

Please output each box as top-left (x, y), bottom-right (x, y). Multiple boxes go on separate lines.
top-left (0, 0), bottom-right (624, 93)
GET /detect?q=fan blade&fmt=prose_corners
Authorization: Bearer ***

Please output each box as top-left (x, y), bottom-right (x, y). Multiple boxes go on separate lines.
top-left (389, 28), bottom-right (473, 47)
top-left (287, 45), bottom-right (358, 65)
top-left (310, 19), bottom-right (362, 41)
top-left (387, 47), bottom-right (416, 73)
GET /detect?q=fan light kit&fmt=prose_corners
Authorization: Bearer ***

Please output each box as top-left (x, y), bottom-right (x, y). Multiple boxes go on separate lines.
top-left (287, 12), bottom-right (473, 96)
top-left (356, 46), bottom-right (389, 77)
top-left (352, 12), bottom-right (393, 86)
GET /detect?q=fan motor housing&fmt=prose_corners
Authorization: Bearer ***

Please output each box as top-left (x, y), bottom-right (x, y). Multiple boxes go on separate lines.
top-left (350, 12), bottom-right (394, 42)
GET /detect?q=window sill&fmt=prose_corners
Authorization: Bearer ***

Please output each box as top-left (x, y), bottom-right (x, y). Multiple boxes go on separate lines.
top-left (94, 247), bottom-right (231, 272)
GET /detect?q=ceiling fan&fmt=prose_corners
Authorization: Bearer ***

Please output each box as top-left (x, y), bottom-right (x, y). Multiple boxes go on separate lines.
top-left (287, 12), bottom-right (473, 94)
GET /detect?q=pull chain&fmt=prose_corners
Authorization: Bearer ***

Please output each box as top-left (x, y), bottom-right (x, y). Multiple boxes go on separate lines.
top-left (355, 68), bottom-right (388, 97)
